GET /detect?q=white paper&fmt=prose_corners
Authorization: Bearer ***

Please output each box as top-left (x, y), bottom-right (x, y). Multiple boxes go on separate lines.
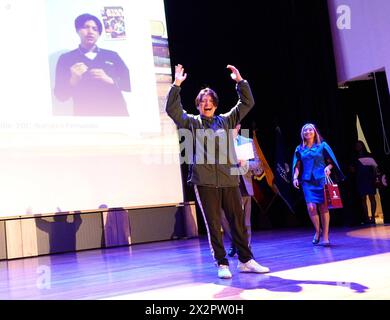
top-left (235, 142), bottom-right (254, 161)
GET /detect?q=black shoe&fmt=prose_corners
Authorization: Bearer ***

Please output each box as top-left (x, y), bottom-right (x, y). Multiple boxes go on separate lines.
top-left (312, 234), bottom-right (320, 245)
top-left (227, 247), bottom-right (237, 257)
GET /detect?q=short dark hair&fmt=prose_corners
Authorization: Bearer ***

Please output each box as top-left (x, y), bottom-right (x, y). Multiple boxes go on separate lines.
top-left (195, 88), bottom-right (219, 107)
top-left (74, 13), bottom-right (103, 35)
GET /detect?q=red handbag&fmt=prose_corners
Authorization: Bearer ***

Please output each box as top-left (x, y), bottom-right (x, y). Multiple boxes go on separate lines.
top-left (324, 176), bottom-right (343, 209)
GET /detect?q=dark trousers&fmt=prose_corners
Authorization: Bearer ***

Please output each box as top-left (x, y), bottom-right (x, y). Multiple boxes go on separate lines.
top-left (194, 185), bottom-right (253, 266)
top-left (221, 195), bottom-right (252, 247)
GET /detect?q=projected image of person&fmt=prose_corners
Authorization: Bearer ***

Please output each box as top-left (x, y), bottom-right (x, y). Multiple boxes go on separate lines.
top-left (54, 13), bottom-right (131, 116)
top-left (166, 64), bottom-right (269, 279)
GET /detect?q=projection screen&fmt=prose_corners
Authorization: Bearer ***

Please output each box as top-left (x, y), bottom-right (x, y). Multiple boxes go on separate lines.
top-left (0, 0), bottom-right (183, 217)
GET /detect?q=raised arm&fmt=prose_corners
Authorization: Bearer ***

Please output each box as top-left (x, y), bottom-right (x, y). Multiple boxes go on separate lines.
top-left (165, 64), bottom-right (193, 129)
top-left (224, 65), bottom-right (255, 127)
top-left (226, 64), bottom-right (243, 83)
top-left (173, 64), bottom-right (187, 86)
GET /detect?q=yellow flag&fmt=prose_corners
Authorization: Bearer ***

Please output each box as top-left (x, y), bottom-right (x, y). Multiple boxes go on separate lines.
top-left (252, 131), bottom-right (277, 193)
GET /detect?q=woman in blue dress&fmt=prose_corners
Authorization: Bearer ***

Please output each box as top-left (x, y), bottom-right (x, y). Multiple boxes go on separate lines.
top-left (292, 123), bottom-right (344, 246)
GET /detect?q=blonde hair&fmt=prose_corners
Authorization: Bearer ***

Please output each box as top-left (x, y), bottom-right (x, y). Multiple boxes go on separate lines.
top-left (300, 123), bottom-right (322, 147)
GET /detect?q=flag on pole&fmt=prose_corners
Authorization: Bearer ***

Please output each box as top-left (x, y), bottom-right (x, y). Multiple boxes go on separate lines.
top-left (252, 128), bottom-right (295, 214)
top-left (252, 130), bottom-right (278, 213)
top-left (274, 126), bottom-right (295, 214)
top-left (252, 131), bottom-right (276, 192)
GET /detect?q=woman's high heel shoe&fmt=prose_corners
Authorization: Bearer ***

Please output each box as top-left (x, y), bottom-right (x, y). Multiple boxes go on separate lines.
top-left (312, 234), bottom-right (320, 245)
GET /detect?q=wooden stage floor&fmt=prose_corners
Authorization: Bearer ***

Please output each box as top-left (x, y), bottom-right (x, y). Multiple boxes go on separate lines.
top-left (1, 225), bottom-right (390, 300)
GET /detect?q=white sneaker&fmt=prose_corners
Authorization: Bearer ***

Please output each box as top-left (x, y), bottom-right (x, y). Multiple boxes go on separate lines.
top-left (237, 259), bottom-right (270, 273)
top-left (218, 265), bottom-right (232, 279)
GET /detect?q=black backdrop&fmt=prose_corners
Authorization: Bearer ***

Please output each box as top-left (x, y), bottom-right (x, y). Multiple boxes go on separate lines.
top-left (337, 73), bottom-right (390, 225)
top-left (163, 0), bottom-right (390, 229)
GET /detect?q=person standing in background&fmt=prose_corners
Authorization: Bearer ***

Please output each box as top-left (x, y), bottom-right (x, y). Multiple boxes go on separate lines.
top-left (54, 13), bottom-right (131, 116)
top-left (221, 123), bottom-right (264, 257)
top-left (352, 140), bottom-right (378, 225)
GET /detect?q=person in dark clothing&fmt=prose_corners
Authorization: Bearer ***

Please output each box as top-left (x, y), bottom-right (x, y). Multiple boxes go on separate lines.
top-left (221, 123), bottom-right (264, 257)
top-left (352, 140), bottom-right (378, 224)
top-left (54, 13), bottom-right (131, 116)
top-left (165, 64), bottom-right (269, 279)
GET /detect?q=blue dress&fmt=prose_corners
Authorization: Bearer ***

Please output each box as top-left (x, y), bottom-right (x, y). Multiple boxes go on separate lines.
top-left (292, 142), bottom-right (341, 204)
